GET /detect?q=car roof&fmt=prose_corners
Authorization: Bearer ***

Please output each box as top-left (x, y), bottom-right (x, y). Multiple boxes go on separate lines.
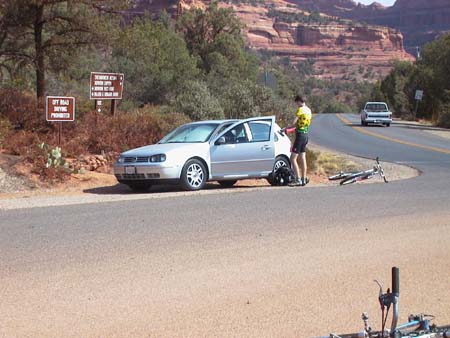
top-left (186, 116), bottom-right (275, 125)
top-left (185, 119), bottom-right (237, 125)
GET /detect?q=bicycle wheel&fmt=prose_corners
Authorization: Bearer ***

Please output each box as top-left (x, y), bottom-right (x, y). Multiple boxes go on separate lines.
top-left (340, 173), bottom-right (371, 185)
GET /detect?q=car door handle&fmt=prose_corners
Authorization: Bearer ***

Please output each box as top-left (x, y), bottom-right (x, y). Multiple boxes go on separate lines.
top-left (261, 145), bottom-right (272, 151)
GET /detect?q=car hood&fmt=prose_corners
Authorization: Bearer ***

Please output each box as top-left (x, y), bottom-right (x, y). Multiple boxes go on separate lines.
top-left (121, 142), bottom-right (207, 157)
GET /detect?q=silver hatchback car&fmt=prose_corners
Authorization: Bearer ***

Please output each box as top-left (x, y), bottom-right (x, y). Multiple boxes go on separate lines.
top-left (113, 116), bottom-right (292, 191)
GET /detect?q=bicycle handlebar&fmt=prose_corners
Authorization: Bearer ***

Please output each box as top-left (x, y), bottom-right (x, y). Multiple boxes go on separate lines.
top-left (391, 267), bottom-right (400, 336)
top-left (392, 266), bottom-right (399, 296)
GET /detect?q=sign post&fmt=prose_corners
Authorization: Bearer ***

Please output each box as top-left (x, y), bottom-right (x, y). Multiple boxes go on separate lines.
top-left (90, 72), bottom-right (124, 116)
top-left (414, 90), bottom-right (423, 119)
top-left (46, 96), bottom-right (76, 146)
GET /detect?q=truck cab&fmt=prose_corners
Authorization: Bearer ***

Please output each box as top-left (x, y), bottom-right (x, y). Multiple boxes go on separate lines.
top-left (361, 102), bottom-right (392, 127)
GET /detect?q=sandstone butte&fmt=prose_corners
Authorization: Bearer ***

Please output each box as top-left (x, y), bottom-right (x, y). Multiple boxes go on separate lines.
top-left (133, 0), bottom-right (418, 81)
top-left (291, 0), bottom-right (450, 51)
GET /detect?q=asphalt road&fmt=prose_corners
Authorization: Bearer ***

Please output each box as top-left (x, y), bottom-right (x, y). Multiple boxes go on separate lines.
top-left (310, 114), bottom-right (450, 173)
top-left (1, 114), bottom-right (450, 338)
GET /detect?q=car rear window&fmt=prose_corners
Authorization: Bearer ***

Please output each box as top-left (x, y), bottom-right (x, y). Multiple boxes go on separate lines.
top-left (366, 104), bottom-right (388, 112)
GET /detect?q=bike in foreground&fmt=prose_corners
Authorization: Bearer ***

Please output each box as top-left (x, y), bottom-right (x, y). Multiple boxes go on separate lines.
top-left (316, 267), bottom-right (450, 338)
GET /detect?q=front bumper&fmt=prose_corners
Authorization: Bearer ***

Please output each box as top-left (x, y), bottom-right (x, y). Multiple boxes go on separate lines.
top-left (363, 115), bottom-right (392, 124)
top-left (113, 163), bottom-right (180, 181)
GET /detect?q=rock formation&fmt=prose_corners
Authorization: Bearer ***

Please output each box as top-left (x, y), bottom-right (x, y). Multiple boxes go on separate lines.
top-left (286, 0), bottom-right (450, 52)
top-left (221, 1), bottom-right (413, 80)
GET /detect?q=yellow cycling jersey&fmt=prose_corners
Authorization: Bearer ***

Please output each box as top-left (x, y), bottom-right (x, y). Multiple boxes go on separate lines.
top-left (295, 105), bottom-right (312, 133)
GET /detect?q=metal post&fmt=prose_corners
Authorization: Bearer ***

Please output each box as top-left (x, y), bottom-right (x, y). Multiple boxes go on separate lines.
top-left (111, 99), bottom-right (116, 116)
top-left (414, 99), bottom-right (419, 120)
top-left (58, 122), bottom-right (62, 146)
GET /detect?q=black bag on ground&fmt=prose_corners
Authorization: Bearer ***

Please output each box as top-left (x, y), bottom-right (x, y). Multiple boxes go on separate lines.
top-left (273, 166), bottom-right (295, 186)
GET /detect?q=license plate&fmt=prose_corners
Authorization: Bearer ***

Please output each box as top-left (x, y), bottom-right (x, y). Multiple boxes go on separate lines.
top-left (125, 166), bottom-right (136, 174)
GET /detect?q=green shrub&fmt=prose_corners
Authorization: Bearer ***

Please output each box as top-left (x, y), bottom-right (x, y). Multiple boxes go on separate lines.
top-left (170, 81), bottom-right (224, 120)
top-left (29, 143), bottom-right (71, 183)
top-left (322, 101), bottom-right (352, 114)
top-left (38, 143), bottom-right (67, 169)
top-left (437, 104), bottom-right (450, 128)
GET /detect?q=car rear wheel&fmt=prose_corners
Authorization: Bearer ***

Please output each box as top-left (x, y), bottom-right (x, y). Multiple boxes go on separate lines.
top-left (180, 159), bottom-right (207, 191)
top-left (218, 180), bottom-right (237, 188)
top-left (267, 156), bottom-right (290, 186)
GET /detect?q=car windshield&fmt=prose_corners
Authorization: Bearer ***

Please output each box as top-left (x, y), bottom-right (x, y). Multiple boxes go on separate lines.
top-left (159, 123), bottom-right (219, 143)
top-left (366, 104), bottom-right (388, 112)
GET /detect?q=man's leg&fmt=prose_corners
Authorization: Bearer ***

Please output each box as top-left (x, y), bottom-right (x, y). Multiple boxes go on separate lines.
top-left (298, 152), bottom-right (307, 178)
top-left (290, 152), bottom-right (300, 180)
top-left (288, 152), bottom-right (302, 186)
top-left (298, 151), bottom-right (309, 185)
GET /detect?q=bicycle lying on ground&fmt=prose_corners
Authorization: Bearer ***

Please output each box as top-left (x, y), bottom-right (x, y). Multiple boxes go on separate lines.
top-left (328, 157), bottom-right (388, 185)
top-left (315, 267), bottom-right (450, 338)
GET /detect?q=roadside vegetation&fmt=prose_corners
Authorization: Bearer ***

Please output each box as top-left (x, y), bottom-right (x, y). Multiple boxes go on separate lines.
top-left (378, 34), bottom-right (450, 127)
top-left (0, 1), bottom-right (448, 182)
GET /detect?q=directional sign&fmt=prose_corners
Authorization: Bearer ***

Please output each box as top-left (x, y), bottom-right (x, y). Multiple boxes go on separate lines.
top-left (46, 96), bottom-right (75, 122)
top-left (90, 72), bottom-right (124, 100)
top-left (415, 90), bottom-right (423, 101)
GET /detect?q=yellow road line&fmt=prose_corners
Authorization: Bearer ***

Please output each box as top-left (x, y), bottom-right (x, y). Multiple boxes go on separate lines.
top-left (336, 114), bottom-right (450, 155)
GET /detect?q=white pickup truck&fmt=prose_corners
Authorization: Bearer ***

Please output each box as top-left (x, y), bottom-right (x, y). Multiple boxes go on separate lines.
top-left (360, 102), bottom-right (392, 127)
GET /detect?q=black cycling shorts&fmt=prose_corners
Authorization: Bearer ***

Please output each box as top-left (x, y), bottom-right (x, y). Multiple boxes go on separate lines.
top-left (292, 132), bottom-right (308, 154)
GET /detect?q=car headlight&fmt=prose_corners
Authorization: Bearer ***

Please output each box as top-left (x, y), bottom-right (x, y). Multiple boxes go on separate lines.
top-left (117, 156), bottom-right (125, 164)
top-left (150, 154), bottom-right (166, 162)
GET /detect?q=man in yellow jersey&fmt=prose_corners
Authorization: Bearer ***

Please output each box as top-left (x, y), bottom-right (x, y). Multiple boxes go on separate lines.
top-left (283, 95), bottom-right (312, 186)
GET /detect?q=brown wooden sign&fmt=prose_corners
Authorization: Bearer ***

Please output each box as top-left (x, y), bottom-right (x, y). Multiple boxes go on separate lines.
top-left (46, 96), bottom-right (75, 122)
top-left (90, 72), bottom-right (124, 100)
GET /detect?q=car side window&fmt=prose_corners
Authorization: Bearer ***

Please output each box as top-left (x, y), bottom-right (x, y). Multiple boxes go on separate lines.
top-left (213, 123), bottom-right (234, 138)
top-left (248, 121), bottom-right (271, 142)
top-left (223, 124), bottom-right (248, 144)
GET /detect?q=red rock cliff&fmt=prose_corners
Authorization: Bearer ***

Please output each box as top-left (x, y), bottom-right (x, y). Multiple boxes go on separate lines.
top-left (286, 0), bottom-right (450, 51)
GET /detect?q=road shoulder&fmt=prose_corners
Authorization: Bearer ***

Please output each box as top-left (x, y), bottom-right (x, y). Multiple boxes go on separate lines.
top-left (0, 145), bottom-right (419, 210)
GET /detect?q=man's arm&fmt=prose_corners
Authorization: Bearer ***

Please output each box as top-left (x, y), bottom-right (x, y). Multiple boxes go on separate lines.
top-left (283, 117), bottom-right (298, 130)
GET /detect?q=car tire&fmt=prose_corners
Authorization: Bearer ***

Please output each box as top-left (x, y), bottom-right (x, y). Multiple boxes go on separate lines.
top-left (180, 159), bottom-right (207, 191)
top-left (385, 123), bottom-right (391, 127)
top-left (126, 181), bottom-right (152, 192)
top-left (268, 156), bottom-right (290, 186)
top-left (218, 180), bottom-right (237, 188)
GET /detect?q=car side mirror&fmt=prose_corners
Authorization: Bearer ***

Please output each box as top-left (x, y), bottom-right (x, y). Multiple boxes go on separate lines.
top-left (215, 136), bottom-right (226, 145)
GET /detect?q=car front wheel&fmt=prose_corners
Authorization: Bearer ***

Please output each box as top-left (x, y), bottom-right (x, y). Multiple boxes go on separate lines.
top-left (180, 159), bottom-right (207, 191)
